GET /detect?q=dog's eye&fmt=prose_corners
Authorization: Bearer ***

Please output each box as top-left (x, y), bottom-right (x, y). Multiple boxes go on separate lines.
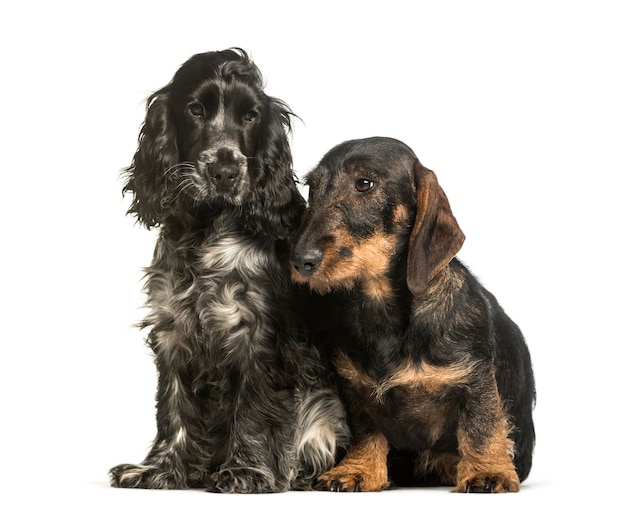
top-left (188, 102), bottom-right (204, 117)
top-left (355, 178), bottom-right (375, 192)
top-left (243, 110), bottom-right (258, 123)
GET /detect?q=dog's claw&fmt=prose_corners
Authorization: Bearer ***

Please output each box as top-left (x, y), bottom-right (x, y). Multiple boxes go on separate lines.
top-left (465, 480), bottom-right (495, 493)
top-left (462, 477), bottom-right (514, 493)
top-left (324, 477), bottom-right (362, 492)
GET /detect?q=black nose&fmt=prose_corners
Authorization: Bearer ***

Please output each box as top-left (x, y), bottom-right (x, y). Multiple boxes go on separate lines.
top-left (291, 246), bottom-right (323, 276)
top-left (207, 163), bottom-right (239, 184)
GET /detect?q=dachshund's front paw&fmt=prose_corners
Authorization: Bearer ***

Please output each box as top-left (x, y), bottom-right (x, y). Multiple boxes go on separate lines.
top-left (454, 471), bottom-right (520, 493)
top-left (317, 465), bottom-right (389, 492)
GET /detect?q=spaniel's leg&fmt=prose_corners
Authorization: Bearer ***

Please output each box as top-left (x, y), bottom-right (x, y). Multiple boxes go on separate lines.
top-left (109, 329), bottom-right (210, 489)
top-left (209, 380), bottom-right (296, 493)
top-left (293, 388), bottom-right (350, 489)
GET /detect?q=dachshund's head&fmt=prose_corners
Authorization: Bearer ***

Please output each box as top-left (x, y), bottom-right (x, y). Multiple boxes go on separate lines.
top-left (123, 48), bottom-right (303, 238)
top-left (291, 137), bottom-right (464, 298)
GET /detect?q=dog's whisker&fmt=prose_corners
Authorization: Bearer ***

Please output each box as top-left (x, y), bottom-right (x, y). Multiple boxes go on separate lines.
top-left (174, 178), bottom-right (198, 200)
top-left (165, 162), bottom-right (194, 174)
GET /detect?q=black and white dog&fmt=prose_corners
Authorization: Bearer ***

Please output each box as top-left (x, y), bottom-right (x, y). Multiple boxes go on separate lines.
top-left (109, 48), bottom-right (348, 493)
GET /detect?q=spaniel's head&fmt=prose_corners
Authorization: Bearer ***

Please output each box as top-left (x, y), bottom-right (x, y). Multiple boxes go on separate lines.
top-left (123, 48), bottom-right (304, 238)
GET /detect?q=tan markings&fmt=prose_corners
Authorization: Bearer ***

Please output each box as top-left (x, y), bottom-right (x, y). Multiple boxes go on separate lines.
top-left (335, 352), bottom-right (475, 404)
top-left (293, 229), bottom-right (396, 301)
top-left (379, 359), bottom-right (475, 399)
top-left (392, 204), bottom-right (411, 226)
top-left (317, 431), bottom-right (390, 492)
top-left (362, 276), bottom-right (393, 303)
top-left (334, 352), bottom-right (377, 394)
top-left (454, 388), bottom-right (520, 493)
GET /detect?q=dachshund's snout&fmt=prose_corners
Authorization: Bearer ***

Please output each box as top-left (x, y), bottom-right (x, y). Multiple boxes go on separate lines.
top-left (291, 244), bottom-right (323, 276)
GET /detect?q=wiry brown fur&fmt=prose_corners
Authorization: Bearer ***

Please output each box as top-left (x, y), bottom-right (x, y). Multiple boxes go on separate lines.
top-left (291, 137), bottom-right (535, 493)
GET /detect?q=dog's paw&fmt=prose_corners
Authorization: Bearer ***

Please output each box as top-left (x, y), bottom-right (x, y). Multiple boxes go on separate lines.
top-left (208, 467), bottom-right (285, 494)
top-left (454, 471), bottom-right (520, 493)
top-left (317, 467), bottom-right (389, 492)
top-left (109, 463), bottom-right (154, 488)
top-left (109, 463), bottom-right (185, 489)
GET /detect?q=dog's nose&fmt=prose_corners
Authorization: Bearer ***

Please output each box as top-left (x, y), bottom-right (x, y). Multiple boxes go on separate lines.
top-left (207, 163), bottom-right (239, 184)
top-left (291, 246), bottom-right (323, 276)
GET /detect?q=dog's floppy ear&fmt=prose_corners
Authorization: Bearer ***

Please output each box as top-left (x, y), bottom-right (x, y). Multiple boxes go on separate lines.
top-left (122, 90), bottom-right (178, 228)
top-left (406, 161), bottom-right (465, 296)
top-left (246, 98), bottom-right (305, 239)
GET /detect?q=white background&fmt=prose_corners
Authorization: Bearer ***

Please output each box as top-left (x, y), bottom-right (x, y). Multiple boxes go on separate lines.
top-left (1, 1), bottom-right (624, 511)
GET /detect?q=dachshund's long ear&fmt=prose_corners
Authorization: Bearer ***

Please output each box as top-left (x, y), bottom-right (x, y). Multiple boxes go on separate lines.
top-left (122, 91), bottom-right (178, 228)
top-left (246, 98), bottom-right (305, 239)
top-left (406, 161), bottom-right (465, 296)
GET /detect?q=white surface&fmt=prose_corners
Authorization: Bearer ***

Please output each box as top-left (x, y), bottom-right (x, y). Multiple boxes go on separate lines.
top-left (1, 1), bottom-right (623, 511)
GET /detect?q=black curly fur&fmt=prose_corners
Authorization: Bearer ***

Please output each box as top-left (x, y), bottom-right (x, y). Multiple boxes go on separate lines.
top-left (109, 49), bottom-right (349, 493)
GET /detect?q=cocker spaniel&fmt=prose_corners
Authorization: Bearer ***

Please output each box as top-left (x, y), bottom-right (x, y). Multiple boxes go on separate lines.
top-left (109, 48), bottom-right (348, 493)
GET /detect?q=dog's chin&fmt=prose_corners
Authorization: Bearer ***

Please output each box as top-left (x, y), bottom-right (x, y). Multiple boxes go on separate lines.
top-left (290, 268), bottom-right (356, 295)
top-left (201, 181), bottom-right (251, 208)
top-left (211, 190), bottom-right (249, 207)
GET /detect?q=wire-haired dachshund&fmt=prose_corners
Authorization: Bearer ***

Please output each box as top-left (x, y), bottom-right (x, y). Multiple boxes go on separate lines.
top-left (291, 136), bottom-right (535, 493)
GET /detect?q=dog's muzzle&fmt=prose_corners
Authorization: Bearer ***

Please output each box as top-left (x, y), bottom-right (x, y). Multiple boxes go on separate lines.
top-left (199, 147), bottom-right (248, 195)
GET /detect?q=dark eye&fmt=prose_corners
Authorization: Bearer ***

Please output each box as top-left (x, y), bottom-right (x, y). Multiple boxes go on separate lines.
top-left (355, 178), bottom-right (375, 192)
top-left (188, 102), bottom-right (204, 117)
top-left (243, 110), bottom-right (258, 123)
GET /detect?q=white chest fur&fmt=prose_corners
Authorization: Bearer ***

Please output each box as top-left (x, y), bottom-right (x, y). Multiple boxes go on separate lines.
top-left (146, 229), bottom-right (281, 363)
